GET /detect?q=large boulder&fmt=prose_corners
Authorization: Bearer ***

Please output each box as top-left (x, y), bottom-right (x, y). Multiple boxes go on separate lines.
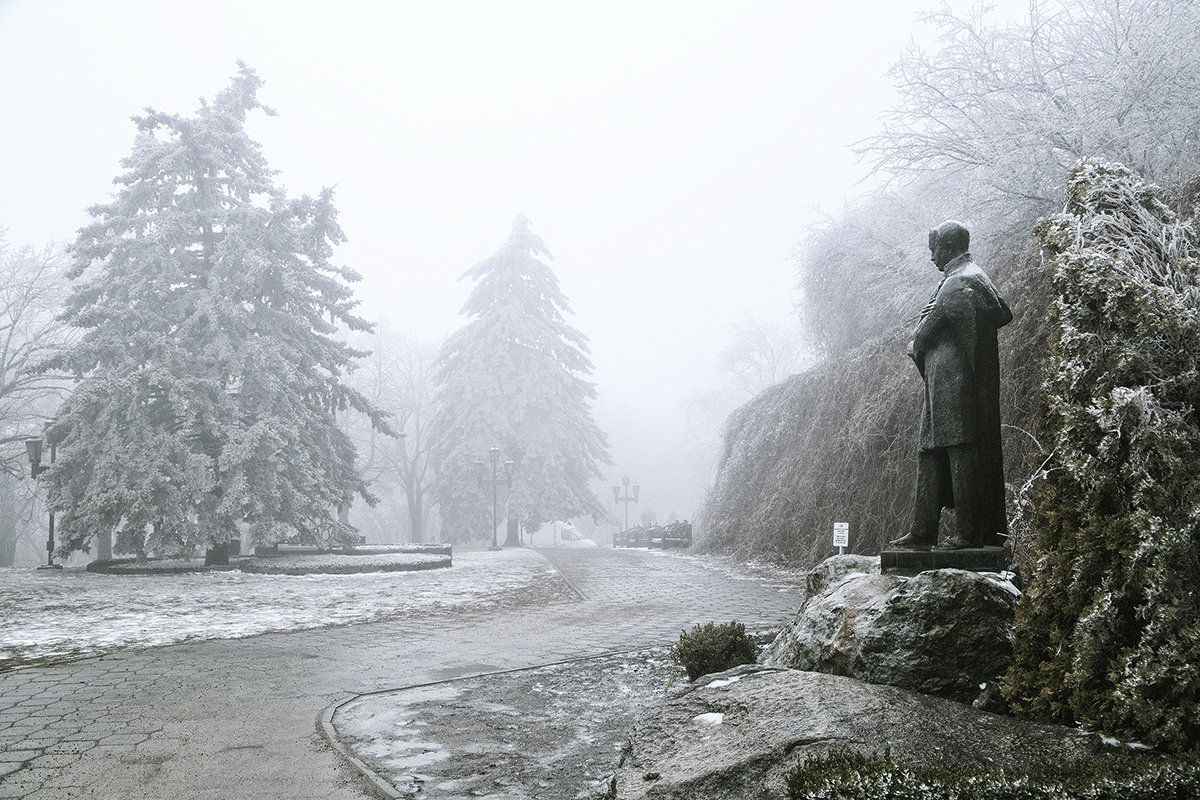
top-left (610, 666), bottom-right (1124, 800)
top-left (609, 666), bottom-right (1123, 800)
top-left (760, 566), bottom-right (1019, 705)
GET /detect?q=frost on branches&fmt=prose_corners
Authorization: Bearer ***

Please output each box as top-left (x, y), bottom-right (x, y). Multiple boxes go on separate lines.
top-left (429, 216), bottom-right (609, 542)
top-left (44, 64), bottom-right (387, 559)
top-left (1003, 161), bottom-right (1200, 753)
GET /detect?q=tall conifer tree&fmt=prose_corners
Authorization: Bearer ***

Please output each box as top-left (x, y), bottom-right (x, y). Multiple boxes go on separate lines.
top-left (46, 64), bottom-right (385, 557)
top-left (430, 216), bottom-right (609, 542)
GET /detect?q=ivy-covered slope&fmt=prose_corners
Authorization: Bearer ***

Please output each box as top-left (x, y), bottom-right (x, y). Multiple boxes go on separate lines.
top-left (1003, 162), bottom-right (1200, 754)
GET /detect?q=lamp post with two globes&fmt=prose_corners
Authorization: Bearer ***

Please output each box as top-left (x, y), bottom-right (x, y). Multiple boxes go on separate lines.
top-left (612, 475), bottom-right (639, 545)
top-left (475, 446), bottom-right (514, 551)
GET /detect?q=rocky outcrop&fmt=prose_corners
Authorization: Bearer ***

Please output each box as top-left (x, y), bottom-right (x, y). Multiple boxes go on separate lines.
top-left (803, 553), bottom-right (879, 597)
top-left (611, 665), bottom-right (1123, 800)
top-left (760, 566), bottom-right (1019, 705)
top-left (760, 572), bottom-right (902, 677)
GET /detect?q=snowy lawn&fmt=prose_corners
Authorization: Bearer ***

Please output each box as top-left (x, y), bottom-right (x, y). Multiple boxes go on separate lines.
top-left (94, 551), bottom-right (451, 575)
top-left (239, 551), bottom-right (449, 574)
top-left (0, 548), bottom-right (568, 671)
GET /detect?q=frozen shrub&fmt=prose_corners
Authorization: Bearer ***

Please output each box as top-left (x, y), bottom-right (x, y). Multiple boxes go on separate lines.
top-left (670, 621), bottom-right (758, 682)
top-left (784, 746), bottom-right (1200, 800)
top-left (1003, 161), bottom-right (1200, 754)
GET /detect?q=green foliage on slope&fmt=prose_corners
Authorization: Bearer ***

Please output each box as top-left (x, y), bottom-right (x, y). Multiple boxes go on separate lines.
top-left (1003, 162), bottom-right (1200, 754)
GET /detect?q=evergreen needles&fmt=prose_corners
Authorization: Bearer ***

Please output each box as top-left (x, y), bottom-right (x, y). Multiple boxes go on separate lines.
top-left (785, 746), bottom-right (1199, 800)
top-left (1003, 161), bottom-right (1200, 753)
top-left (428, 216), bottom-right (610, 540)
top-left (670, 621), bottom-right (758, 682)
top-left (43, 64), bottom-right (387, 557)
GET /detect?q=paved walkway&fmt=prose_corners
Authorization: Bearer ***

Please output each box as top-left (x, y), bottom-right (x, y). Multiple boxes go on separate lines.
top-left (0, 548), bottom-right (805, 799)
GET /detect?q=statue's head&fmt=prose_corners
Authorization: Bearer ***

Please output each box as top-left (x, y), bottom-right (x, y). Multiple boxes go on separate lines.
top-left (928, 220), bottom-right (969, 270)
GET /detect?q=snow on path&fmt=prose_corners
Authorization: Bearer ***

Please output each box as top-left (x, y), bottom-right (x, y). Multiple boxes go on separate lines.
top-left (0, 548), bottom-right (557, 669)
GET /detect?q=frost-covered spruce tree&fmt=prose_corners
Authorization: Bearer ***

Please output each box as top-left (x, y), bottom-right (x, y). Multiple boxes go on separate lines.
top-left (430, 216), bottom-right (609, 542)
top-left (45, 64), bottom-right (385, 559)
top-left (1003, 162), bottom-right (1200, 753)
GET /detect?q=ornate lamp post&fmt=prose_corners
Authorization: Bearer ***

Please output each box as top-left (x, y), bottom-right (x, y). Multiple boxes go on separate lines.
top-left (26, 433), bottom-right (61, 570)
top-left (612, 475), bottom-right (639, 543)
top-left (475, 446), bottom-right (514, 551)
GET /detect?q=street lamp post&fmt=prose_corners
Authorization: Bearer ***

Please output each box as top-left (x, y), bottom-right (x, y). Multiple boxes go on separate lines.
top-left (26, 434), bottom-right (61, 570)
top-left (475, 446), bottom-right (514, 551)
top-left (612, 475), bottom-right (639, 546)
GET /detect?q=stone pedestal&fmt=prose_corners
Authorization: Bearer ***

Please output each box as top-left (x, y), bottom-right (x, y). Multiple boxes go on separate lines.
top-left (881, 545), bottom-right (1010, 576)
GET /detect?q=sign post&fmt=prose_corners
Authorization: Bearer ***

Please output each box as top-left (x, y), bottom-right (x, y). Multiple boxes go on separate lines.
top-left (833, 522), bottom-right (849, 556)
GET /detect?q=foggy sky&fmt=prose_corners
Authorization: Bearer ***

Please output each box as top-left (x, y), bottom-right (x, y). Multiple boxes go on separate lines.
top-left (0, 1), bottom-right (1027, 524)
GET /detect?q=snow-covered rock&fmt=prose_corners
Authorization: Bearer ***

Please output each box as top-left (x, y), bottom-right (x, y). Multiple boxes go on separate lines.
top-left (803, 553), bottom-right (879, 597)
top-left (760, 563), bottom-right (1019, 705)
top-left (609, 665), bottom-right (1123, 800)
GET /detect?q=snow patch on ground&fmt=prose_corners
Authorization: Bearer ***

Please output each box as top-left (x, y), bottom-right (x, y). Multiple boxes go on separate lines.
top-left (335, 647), bottom-right (679, 799)
top-left (704, 675), bottom-right (744, 689)
top-left (1098, 734), bottom-right (1152, 750)
top-left (0, 548), bottom-right (560, 670)
top-left (692, 712), bottom-right (724, 726)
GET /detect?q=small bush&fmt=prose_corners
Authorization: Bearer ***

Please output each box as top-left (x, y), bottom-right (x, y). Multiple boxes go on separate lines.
top-left (784, 746), bottom-right (1199, 800)
top-left (670, 621), bottom-right (758, 681)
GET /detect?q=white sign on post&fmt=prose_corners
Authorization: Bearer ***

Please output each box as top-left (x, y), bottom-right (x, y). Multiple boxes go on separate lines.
top-left (833, 522), bottom-right (849, 552)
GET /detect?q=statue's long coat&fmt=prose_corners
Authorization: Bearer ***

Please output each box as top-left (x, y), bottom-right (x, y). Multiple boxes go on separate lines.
top-left (911, 252), bottom-right (1012, 543)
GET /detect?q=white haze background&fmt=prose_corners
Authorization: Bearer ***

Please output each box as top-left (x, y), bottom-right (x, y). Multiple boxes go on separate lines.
top-left (0, 0), bottom-right (1027, 526)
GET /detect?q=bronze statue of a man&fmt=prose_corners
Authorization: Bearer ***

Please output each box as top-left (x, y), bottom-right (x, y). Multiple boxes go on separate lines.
top-left (891, 221), bottom-right (1012, 550)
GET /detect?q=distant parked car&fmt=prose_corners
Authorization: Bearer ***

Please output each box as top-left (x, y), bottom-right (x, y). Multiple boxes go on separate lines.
top-left (614, 521), bottom-right (692, 550)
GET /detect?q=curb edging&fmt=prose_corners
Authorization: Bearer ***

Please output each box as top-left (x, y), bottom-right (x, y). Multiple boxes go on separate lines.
top-left (317, 648), bottom-right (655, 800)
top-left (318, 701), bottom-right (406, 800)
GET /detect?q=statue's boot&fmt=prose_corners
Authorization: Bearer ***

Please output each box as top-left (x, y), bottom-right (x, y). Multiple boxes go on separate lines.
top-left (889, 531), bottom-right (934, 549)
top-left (934, 535), bottom-right (971, 550)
